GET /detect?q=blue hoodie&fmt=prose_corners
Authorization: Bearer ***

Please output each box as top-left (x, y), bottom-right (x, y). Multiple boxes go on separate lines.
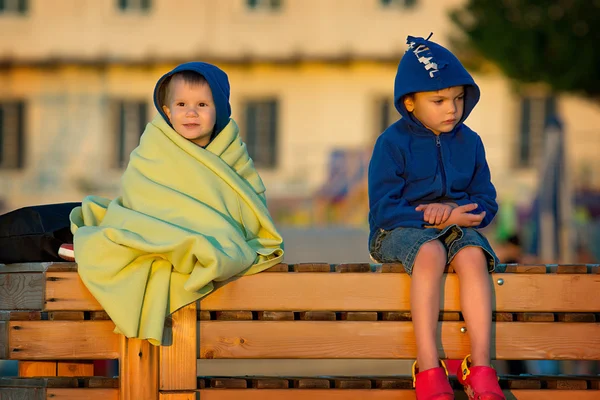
top-left (153, 62), bottom-right (232, 142)
top-left (368, 35), bottom-right (497, 243)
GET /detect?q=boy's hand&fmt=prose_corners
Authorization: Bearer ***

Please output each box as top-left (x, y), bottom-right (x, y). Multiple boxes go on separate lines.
top-left (424, 203), bottom-right (485, 229)
top-left (415, 203), bottom-right (455, 226)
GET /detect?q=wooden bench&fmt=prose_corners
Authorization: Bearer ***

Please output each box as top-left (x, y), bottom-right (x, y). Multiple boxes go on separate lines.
top-left (1, 261), bottom-right (599, 399)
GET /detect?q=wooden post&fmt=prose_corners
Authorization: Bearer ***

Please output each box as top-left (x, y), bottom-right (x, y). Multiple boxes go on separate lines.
top-left (119, 336), bottom-right (159, 400)
top-left (57, 361), bottom-right (95, 376)
top-left (18, 361), bottom-right (57, 377)
top-left (159, 302), bottom-right (197, 397)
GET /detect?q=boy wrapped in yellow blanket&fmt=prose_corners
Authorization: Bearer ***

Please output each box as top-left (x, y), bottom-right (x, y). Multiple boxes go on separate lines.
top-left (70, 62), bottom-right (284, 345)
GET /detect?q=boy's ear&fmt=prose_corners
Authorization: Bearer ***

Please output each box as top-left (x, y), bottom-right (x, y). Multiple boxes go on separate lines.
top-left (162, 105), bottom-right (172, 121)
top-left (403, 95), bottom-right (415, 112)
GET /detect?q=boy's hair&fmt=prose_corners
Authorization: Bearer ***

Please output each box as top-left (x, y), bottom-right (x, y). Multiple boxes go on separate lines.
top-left (159, 70), bottom-right (208, 107)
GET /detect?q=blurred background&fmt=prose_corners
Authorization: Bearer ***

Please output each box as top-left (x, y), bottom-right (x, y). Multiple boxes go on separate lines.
top-left (1, 0), bottom-right (599, 376)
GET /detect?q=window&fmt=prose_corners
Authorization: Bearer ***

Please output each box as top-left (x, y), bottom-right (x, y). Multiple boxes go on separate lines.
top-left (247, 0), bottom-right (282, 11)
top-left (111, 100), bottom-right (147, 169)
top-left (0, 0), bottom-right (28, 14)
top-left (117, 0), bottom-right (151, 12)
top-left (518, 95), bottom-right (556, 167)
top-left (0, 101), bottom-right (26, 170)
top-left (243, 99), bottom-right (279, 168)
top-left (380, 0), bottom-right (417, 8)
top-left (375, 96), bottom-right (398, 138)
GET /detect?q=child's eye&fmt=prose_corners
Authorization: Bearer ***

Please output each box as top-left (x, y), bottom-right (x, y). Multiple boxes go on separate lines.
top-left (456, 95), bottom-right (464, 100)
top-left (176, 102), bottom-right (185, 106)
top-left (433, 99), bottom-right (443, 104)
top-left (199, 103), bottom-right (207, 107)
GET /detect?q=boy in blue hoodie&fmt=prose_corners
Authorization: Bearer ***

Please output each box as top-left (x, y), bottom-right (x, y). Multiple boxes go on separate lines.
top-left (368, 35), bottom-right (504, 399)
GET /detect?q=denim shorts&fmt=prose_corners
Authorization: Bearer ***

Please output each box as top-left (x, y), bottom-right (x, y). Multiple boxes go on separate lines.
top-left (369, 224), bottom-right (501, 276)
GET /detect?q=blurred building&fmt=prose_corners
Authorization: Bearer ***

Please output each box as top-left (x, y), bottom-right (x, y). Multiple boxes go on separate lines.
top-left (1, 0), bottom-right (599, 220)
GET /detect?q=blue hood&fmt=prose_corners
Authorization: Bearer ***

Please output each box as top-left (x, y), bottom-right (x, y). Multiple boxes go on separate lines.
top-left (153, 62), bottom-right (231, 140)
top-left (394, 35), bottom-right (480, 128)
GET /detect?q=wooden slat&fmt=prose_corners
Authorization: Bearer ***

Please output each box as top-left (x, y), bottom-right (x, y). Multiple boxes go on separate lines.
top-left (40, 271), bottom-right (600, 312)
top-left (0, 388), bottom-right (44, 400)
top-left (46, 388), bottom-right (118, 400)
top-left (57, 361), bottom-right (94, 376)
top-left (0, 321), bottom-right (6, 359)
top-left (8, 321), bottom-right (119, 360)
top-left (0, 271), bottom-right (44, 310)
top-left (263, 263), bottom-right (289, 272)
top-left (159, 393), bottom-right (196, 400)
top-left (194, 390), bottom-right (600, 400)
top-left (0, 263), bottom-right (50, 273)
top-left (199, 273), bottom-right (600, 312)
top-left (49, 311), bottom-right (85, 321)
top-left (160, 303), bottom-right (197, 391)
top-left (120, 336), bottom-right (158, 400)
top-left (18, 361), bottom-right (57, 377)
top-left (45, 263), bottom-right (78, 273)
top-left (199, 321), bottom-right (600, 360)
top-left (45, 272), bottom-right (102, 311)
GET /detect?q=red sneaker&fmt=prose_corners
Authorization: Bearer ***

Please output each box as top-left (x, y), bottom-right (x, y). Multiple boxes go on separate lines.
top-left (412, 360), bottom-right (455, 399)
top-left (457, 355), bottom-right (505, 399)
top-left (58, 243), bottom-right (75, 262)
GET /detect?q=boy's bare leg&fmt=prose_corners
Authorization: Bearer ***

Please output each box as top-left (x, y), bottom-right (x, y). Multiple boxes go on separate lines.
top-left (451, 246), bottom-right (492, 366)
top-left (411, 240), bottom-right (447, 371)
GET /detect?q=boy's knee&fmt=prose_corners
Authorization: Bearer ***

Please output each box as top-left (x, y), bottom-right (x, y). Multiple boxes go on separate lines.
top-left (453, 246), bottom-right (486, 266)
top-left (416, 240), bottom-right (447, 262)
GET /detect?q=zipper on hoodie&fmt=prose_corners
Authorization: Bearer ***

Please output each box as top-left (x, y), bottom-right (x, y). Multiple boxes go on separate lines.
top-left (436, 135), bottom-right (447, 196)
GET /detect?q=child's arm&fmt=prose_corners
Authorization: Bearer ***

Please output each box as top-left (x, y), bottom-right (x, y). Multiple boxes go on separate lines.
top-left (452, 136), bottom-right (498, 228)
top-left (369, 137), bottom-right (425, 229)
top-left (369, 136), bottom-right (425, 230)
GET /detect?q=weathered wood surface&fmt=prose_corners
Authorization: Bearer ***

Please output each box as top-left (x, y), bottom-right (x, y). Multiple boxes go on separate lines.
top-left (198, 321), bottom-right (600, 360)
top-left (38, 267), bottom-right (600, 312)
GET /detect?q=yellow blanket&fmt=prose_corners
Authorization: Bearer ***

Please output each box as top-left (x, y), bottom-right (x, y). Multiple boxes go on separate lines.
top-left (70, 115), bottom-right (284, 345)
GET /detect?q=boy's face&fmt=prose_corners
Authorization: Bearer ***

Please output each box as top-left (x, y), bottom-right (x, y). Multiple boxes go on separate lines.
top-left (162, 77), bottom-right (216, 147)
top-left (403, 86), bottom-right (465, 135)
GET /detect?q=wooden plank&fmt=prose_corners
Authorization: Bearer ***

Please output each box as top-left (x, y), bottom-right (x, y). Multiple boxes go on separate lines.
top-left (515, 313), bottom-right (555, 322)
top-left (45, 263), bottom-right (78, 273)
top-left (42, 272), bottom-right (600, 312)
top-left (0, 321), bottom-right (6, 359)
top-left (8, 321), bottom-right (119, 360)
top-left (0, 272), bottom-right (44, 310)
top-left (215, 311), bottom-right (253, 320)
top-left (49, 312), bottom-right (85, 321)
top-left (557, 313), bottom-right (596, 322)
top-left (160, 303), bottom-right (197, 391)
top-left (45, 272), bottom-right (102, 311)
top-left (159, 394), bottom-right (196, 400)
top-left (7, 312), bottom-right (42, 321)
top-left (292, 263), bottom-right (331, 272)
top-left (380, 264), bottom-right (406, 273)
top-left (299, 312), bottom-right (335, 321)
top-left (57, 361), bottom-right (94, 376)
top-left (46, 388), bottom-right (118, 400)
top-left (199, 321), bottom-right (600, 360)
top-left (18, 361), bottom-right (57, 377)
top-left (256, 311), bottom-right (294, 321)
top-left (504, 265), bottom-right (547, 273)
top-left (194, 390), bottom-right (600, 400)
top-left (0, 263), bottom-right (50, 273)
top-left (339, 312), bottom-right (378, 321)
top-left (199, 273), bottom-right (600, 312)
top-left (262, 263), bottom-right (289, 272)
top-left (120, 336), bottom-right (158, 400)
top-left (0, 388), bottom-right (44, 400)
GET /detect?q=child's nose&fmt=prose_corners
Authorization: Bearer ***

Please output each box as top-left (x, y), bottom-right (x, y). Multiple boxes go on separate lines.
top-left (448, 102), bottom-right (458, 114)
top-left (186, 108), bottom-right (199, 116)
